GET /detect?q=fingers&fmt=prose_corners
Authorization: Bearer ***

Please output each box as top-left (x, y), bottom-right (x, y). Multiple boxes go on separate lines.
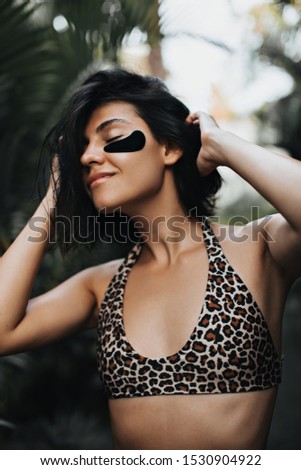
top-left (187, 111), bottom-right (220, 132)
top-left (186, 112), bottom-right (201, 124)
top-left (186, 111), bottom-right (216, 122)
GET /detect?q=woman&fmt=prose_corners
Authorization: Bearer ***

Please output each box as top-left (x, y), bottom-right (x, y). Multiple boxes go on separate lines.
top-left (0, 68), bottom-right (300, 450)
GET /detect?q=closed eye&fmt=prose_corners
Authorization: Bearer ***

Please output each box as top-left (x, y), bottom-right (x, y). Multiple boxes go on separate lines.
top-left (106, 135), bottom-right (123, 143)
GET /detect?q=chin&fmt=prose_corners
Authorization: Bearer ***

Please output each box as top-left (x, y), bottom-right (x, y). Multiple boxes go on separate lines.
top-left (92, 196), bottom-right (124, 215)
top-left (91, 187), bottom-right (152, 216)
top-left (94, 203), bottom-right (121, 215)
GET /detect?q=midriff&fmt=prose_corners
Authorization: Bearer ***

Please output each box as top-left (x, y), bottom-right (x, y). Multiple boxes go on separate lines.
top-left (109, 386), bottom-right (278, 450)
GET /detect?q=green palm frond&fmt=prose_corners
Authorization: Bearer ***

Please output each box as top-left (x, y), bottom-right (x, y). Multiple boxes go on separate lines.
top-left (0, 0), bottom-right (58, 220)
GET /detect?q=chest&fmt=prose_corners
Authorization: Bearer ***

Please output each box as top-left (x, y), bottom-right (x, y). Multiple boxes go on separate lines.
top-left (123, 247), bottom-right (209, 358)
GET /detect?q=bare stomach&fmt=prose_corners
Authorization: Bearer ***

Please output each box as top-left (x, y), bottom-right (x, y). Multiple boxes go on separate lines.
top-left (108, 387), bottom-right (278, 450)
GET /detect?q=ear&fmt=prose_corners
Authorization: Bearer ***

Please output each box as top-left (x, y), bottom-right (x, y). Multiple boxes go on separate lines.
top-left (163, 144), bottom-right (183, 166)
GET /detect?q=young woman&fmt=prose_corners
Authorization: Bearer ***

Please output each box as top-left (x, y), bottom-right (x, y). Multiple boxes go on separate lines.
top-left (0, 68), bottom-right (300, 450)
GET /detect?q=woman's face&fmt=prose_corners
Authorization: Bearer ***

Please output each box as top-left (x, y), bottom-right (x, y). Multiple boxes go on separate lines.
top-left (81, 101), bottom-right (175, 214)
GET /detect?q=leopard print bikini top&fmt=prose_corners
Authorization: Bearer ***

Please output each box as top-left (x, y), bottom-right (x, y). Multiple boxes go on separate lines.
top-left (97, 217), bottom-right (282, 399)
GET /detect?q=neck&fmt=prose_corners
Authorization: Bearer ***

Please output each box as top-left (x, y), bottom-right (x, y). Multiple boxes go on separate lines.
top-left (122, 171), bottom-right (205, 265)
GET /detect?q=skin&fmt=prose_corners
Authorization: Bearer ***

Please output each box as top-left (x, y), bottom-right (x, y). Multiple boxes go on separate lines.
top-left (0, 101), bottom-right (301, 450)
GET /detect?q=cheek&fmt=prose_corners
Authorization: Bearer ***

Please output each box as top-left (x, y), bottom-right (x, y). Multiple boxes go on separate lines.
top-left (113, 138), bottom-right (163, 175)
top-left (122, 148), bottom-right (164, 186)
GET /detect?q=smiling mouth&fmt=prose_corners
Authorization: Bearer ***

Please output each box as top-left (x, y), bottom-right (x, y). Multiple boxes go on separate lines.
top-left (89, 174), bottom-right (115, 189)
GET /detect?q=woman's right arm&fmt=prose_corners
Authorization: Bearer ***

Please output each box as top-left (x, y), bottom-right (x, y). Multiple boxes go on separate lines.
top-left (0, 192), bottom-right (117, 356)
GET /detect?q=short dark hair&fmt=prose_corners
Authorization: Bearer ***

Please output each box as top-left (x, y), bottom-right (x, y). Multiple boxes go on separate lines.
top-left (43, 67), bottom-right (222, 253)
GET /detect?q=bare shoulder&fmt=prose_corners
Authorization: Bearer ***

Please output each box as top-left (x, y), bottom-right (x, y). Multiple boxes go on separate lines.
top-left (61, 255), bottom-right (125, 331)
top-left (208, 218), bottom-right (281, 282)
top-left (83, 256), bottom-right (124, 303)
top-left (209, 215), bottom-right (298, 288)
top-left (226, 214), bottom-right (301, 283)
top-left (209, 218), bottom-right (267, 255)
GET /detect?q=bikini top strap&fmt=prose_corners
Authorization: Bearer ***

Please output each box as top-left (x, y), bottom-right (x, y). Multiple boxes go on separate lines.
top-left (124, 241), bottom-right (143, 270)
top-left (200, 216), bottom-right (228, 272)
top-left (100, 241), bottom-right (143, 309)
top-left (114, 241), bottom-right (143, 291)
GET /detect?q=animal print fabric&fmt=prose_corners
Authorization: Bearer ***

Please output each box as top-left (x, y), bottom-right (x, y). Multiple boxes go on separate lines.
top-left (97, 217), bottom-right (282, 399)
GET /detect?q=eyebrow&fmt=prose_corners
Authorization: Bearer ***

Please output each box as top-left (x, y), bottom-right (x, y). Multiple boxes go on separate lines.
top-left (95, 118), bottom-right (132, 133)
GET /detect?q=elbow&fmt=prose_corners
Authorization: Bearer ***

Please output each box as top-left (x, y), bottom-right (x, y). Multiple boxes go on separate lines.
top-left (0, 338), bottom-right (10, 356)
top-left (0, 333), bottom-right (18, 357)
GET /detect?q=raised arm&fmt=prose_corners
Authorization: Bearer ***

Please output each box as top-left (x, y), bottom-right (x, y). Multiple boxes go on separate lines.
top-left (187, 111), bottom-right (301, 283)
top-left (0, 186), bottom-right (119, 356)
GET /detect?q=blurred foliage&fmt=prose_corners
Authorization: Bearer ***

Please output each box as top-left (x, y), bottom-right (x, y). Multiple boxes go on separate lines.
top-left (250, 0), bottom-right (301, 157)
top-left (221, 0), bottom-right (301, 223)
top-left (0, 332), bottom-right (111, 449)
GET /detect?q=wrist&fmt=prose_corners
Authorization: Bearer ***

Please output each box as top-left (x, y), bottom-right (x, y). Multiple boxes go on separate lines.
top-left (202, 128), bottom-right (228, 166)
top-left (206, 129), bottom-right (245, 169)
top-left (35, 196), bottom-right (54, 222)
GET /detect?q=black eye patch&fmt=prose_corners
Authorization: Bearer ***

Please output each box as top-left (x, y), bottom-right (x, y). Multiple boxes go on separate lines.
top-left (104, 130), bottom-right (146, 153)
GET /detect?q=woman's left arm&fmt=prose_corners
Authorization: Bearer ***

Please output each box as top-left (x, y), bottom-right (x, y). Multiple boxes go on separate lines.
top-left (187, 111), bottom-right (301, 282)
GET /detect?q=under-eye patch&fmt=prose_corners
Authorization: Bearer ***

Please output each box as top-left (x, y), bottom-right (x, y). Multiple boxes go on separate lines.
top-left (104, 130), bottom-right (146, 153)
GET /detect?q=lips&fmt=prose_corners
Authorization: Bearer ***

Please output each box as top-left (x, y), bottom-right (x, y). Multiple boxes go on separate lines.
top-left (87, 172), bottom-right (116, 189)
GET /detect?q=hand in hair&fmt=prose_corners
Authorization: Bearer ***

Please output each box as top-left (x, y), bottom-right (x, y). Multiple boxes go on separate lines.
top-left (186, 111), bottom-right (224, 176)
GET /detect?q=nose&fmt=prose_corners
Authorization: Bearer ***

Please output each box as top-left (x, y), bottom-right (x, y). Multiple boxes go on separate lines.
top-left (80, 143), bottom-right (106, 167)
